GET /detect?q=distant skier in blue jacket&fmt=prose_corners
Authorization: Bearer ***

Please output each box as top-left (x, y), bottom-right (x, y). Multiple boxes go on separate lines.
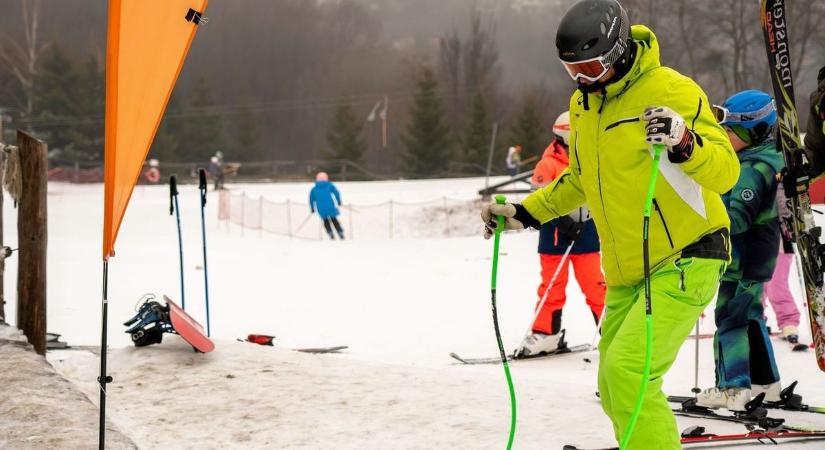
top-left (309, 172), bottom-right (345, 240)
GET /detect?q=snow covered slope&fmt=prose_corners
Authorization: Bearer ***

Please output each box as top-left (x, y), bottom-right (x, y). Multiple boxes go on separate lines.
top-left (1, 178), bottom-right (823, 448)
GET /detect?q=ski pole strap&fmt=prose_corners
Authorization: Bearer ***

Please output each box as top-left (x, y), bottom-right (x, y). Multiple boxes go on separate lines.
top-left (169, 175), bottom-right (178, 215)
top-left (198, 168), bottom-right (208, 207)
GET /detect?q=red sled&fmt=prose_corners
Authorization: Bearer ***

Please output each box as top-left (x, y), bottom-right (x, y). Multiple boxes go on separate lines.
top-left (165, 295), bottom-right (215, 353)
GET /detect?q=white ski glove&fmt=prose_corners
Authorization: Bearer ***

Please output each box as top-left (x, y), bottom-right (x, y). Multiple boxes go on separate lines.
top-left (643, 106), bottom-right (695, 163)
top-left (481, 202), bottom-right (540, 240)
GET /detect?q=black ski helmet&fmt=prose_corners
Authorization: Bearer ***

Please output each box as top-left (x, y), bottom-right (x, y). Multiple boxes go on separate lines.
top-left (556, 0), bottom-right (630, 82)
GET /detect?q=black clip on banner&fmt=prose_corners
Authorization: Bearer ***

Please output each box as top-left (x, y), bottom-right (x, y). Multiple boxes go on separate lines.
top-left (169, 175), bottom-right (178, 215)
top-left (198, 168), bottom-right (207, 207)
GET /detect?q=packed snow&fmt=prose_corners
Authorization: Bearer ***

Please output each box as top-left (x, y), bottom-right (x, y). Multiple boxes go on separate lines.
top-left (3, 177), bottom-right (825, 449)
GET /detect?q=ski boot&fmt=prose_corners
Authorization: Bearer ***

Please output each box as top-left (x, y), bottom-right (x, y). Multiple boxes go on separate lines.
top-left (752, 381), bottom-right (782, 403)
top-left (124, 296), bottom-right (173, 347)
top-left (514, 329), bottom-right (567, 358)
top-left (781, 325), bottom-right (799, 344)
top-left (695, 386), bottom-right (753, 412)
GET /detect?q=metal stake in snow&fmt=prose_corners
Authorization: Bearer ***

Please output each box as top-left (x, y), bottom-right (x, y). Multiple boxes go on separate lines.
top-left (170, 175), bottom-right (186, 309)
top-left (490, 194), bottom-right (517, 450)
top-left (620, 143), bottom-right (664, 449)
top-left (198, 169), bottom-right (211, 336)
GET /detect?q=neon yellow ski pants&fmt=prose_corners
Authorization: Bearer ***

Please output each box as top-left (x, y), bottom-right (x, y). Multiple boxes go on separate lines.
top-left (598, 256), bottom-right (725, 449)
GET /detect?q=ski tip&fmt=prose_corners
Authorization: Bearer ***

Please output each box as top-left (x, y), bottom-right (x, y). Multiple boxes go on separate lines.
top-left (792, 343), bottom-right (809, 352)
top-left (562, 446), bottom-right (580, 450)
top-left (449, 352), bottom-right (467, 363)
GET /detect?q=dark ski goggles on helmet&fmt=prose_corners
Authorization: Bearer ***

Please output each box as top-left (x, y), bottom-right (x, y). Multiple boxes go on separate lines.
top-left (712, 100), bottom-right (776, 126)
top-left (560, 36), bottom-right (628, 82)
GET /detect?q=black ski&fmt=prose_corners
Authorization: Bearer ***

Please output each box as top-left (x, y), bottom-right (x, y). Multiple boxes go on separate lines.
top-left (450, 343), bottom-right (591, 365)
top-left (760, 0), bottom-right (825, 371)
top-left (293, 346), bottom-right (348, 354)
top-left (236, 338), bottom-right (347, 354)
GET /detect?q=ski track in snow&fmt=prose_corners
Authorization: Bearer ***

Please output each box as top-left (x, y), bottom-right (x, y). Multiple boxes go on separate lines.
top-left (2, 178), bottom-right (824, 449)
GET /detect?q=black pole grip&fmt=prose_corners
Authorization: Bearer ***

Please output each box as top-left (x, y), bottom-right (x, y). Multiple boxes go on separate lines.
top-left (169, 175), bottom-right (178, 215)
top-left (199, 168), bottom-right (207, 190)
top-left (198, 168), bottom-right (207, 207)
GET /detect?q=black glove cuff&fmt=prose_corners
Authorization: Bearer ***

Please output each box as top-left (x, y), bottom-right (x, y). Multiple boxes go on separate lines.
top-left (668, 130), bottom-right (694, 164)
top-left (513, 204), bottom-right (541, 230)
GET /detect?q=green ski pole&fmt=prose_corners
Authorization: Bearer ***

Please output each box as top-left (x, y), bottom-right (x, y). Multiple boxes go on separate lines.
top-left (491, 195), bottom-right (517, 449)
top-left (619, 143), bottom-right (664, 449)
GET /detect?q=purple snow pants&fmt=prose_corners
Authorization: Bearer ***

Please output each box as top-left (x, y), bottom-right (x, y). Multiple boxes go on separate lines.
top-left (762, 252), bottom-right (801, 329)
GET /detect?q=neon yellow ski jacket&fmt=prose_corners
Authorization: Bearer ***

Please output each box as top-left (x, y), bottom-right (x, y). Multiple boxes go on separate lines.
top-left (523, 26), bottom-right (739, 287)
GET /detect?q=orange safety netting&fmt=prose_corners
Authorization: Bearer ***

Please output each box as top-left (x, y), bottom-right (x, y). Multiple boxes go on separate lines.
top-left (102, 0), bottom-right (207, 259)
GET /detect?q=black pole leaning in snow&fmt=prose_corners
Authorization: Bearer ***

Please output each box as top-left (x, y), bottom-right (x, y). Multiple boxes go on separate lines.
top-left (98, 260), bottom-right (112, 450)
top-left (170, 175), bottom-right (186, 309)
top-left (198, 169), bottom-right (211, 336)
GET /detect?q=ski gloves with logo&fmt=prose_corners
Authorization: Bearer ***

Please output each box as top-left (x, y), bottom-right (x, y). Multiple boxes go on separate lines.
top-left (481, 202), bottom-right (541, 239)
top-left (643, 106), bottom-right (695, 163)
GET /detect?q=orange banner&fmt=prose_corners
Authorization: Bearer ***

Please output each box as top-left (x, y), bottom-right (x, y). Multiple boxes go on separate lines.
top-left (103, 0), bottom-right (208, 259)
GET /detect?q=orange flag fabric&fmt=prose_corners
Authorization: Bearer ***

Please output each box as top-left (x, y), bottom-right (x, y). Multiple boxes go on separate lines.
top-left (103, 0), bottom-right (208, 259)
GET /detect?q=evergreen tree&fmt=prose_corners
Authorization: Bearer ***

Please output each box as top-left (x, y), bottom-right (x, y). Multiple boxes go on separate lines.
top-left (400, 66), bottom-right (451, 178)
top-left (228, 109), bottom-right (265, 161)
top-left (31, 46), bottom-right (82, 160)
top-left (461, 90), bottom-right (491, 170)
top-left (508, 96), bottom-right (547, 162)
top-left (175, 76), bottom-right (224, 162)
top-left (324, 103), bottom-right (366, 169)
top-left (66, 55), bottom-right (105, 161)
top-left (149, 90), bottom-right (183, 163)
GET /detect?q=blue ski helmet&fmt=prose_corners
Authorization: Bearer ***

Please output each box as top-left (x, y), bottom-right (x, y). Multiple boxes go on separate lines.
top-left (715, 89), bottom-right (777, 144)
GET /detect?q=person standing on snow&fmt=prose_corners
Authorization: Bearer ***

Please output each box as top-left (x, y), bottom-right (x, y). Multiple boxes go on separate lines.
top-left (696, 90), bottom-right (784, 411)
top-left (207, 155), bottom-right (225, 190)
top-left (515, 111), bottom-right (606, 357)
top-left (480, 1), bottom-right (739, 448)
top-left (309, 172), bottom-right (345, 240)
top-left (762, 191), bottom-right (802, 344)
top-left (505, 145), bottom-right (522, 177)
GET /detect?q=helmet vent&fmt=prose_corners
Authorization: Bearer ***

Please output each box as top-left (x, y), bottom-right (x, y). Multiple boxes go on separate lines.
top-left (600, 22), bottom-right (607, 35)
top-left (582, 38), bottom-right (598, 51)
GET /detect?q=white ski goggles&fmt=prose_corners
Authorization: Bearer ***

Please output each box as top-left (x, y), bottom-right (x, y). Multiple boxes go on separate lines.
top-left (712, 100), bottom-right (776, 125)
top-left (560, 38), bottom-right (628, 83)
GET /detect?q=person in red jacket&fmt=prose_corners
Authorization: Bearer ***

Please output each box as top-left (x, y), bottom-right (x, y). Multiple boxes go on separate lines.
top-left (515, 111), bottom-right (606, 356)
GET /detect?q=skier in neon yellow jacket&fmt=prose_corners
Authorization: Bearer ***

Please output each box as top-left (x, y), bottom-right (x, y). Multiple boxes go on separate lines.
top-left (480, 1), bottom-right (739, 448)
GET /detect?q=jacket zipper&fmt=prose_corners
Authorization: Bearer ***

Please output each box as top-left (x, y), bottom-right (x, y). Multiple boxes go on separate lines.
top-left (653, 198), bottom-right (674, 249)
top-left (594, 105), bottom-right (624, 282)
top-left (604, 117), bottom-right (640, 131)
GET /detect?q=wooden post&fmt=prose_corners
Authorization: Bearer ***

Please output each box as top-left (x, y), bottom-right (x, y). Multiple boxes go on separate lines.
top-left (16, 131), bottom-right (47, 355)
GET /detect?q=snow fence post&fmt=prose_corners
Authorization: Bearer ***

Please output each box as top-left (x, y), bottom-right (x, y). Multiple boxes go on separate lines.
top-left (286, 199), bottom-right (292, 238)
top-left (258, 195), bottom-right (263, 238)
top-left (348, 203), bottom-right (354, 240)
top-left (389, 200), bottom-right (394, 240)
top-left (443, 196), bottom-right (450, 237)
top-left (240, 192), bottom-right (245, 237)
